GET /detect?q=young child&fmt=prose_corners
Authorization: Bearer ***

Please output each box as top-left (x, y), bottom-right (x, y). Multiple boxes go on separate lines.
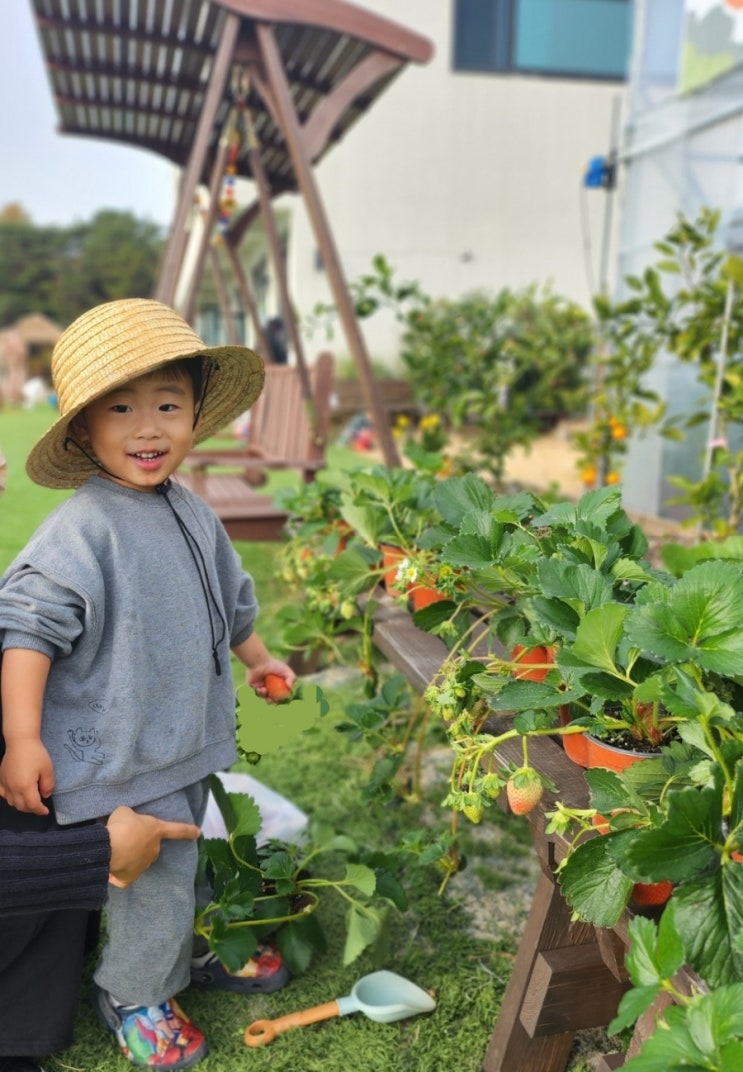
top-left (0, 299), bottom-right (297, 1070)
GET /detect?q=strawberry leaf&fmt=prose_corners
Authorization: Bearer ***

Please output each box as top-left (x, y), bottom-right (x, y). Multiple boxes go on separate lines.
top-left (557, 833), bottom-right (634, 927)
top-left (536, 559), bottom-right (614, 611)
top-left (344, 862), bottom-right (376, 898)
top-left (343, 905), bottom-right (385, 965)
top-left (626, 561), bottom-right (743, 675)
top-left (612, 782), bottom-right (723, 884)
top-left (432, 472), bottom-right (496, 523)
top-left (206, 919), bottom-right (259, 973)
top-left (672, 864), bottom-right (743, 987)
top-left (277, 912), bottom-right (326, 973)
top-left (563, 603), bottom-right (629, 675)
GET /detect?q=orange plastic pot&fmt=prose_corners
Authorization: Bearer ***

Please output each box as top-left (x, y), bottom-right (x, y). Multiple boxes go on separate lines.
top-left (332, 521), bottom-right (353, 555)
top-left (590, 814), bottom-right (673, 909)
top-left (379, 544), bottom-right (406, 591)
top-left (589, 766), bottom-right (672, 910)
top-left (409, 582), bottom-right (447, 611)
top-left (511, 644), bottom-right (556, 682)
top-left (558, 707), bottom-right (657, 772)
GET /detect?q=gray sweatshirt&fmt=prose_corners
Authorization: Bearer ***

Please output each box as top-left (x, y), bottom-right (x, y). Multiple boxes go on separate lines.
top-left (0, 475), bottom-right (257, 823)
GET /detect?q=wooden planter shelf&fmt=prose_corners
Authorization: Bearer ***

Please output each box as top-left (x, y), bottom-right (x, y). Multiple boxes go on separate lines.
top-left (367, 592), bottom-right (700, 1072)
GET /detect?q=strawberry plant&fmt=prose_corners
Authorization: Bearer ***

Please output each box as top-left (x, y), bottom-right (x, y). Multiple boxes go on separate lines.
top-left (194, 774), bottom-right (408, 974)
top-left (609, 912), bottom-right (743, 1071)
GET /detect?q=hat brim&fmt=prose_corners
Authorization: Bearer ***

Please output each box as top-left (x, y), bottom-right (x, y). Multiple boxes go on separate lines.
top-left (26, 344), bottom-right (265, 489)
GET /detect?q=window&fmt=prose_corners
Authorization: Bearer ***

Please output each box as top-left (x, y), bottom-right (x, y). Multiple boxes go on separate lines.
top-left (453, 0), bottom-right (632, 80)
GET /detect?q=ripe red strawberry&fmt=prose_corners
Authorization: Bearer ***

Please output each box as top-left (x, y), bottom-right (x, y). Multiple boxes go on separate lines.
top-left (631, 880), bottom-right (673, 907)
top-left (505, 767), bottom-right (543, 815)
top-left (265, 673), bottom-right (292, 702)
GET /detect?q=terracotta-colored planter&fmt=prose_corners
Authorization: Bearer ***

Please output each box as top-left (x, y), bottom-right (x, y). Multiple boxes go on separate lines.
top-left (589, 758), bottom-right (673, 910)
top-left (379, 544), bottom-right (406, 591)
top-left (511, 644), bottom-right (556, 682)
top-left (593, 813), bottom-right (673, 908)
top-left (409, 582), bottom-right (447, 611)
top-left (557, 705), bottom-right (590, 765)
top-left (331, 521), bottom-right (353, 555)
top-left (558, 707), bottom-right (658, 772)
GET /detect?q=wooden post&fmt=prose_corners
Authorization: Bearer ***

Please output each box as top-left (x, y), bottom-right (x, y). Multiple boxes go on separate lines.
top-left (255, 21), bottom-right (401, 468)
top-left (222, 238), bottom-right (270, 356)
top-left (483, 871), bottom-right (595, 1072)
top-left (181, 130), bottom-right (231, 325)
top-left (243, 102), bottom-right (312, 399)
top-left (153, 14), bottom-right (240, 308)
top-left (209, 246), bottom-right (239, 345)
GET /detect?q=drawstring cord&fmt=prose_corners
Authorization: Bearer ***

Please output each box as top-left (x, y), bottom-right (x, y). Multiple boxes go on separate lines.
top-left (156, 479), bottom-right (227, 675)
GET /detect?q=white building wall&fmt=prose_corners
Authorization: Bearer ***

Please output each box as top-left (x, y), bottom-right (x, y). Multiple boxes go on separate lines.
top-left (281, 0), bottom-right (626, 366)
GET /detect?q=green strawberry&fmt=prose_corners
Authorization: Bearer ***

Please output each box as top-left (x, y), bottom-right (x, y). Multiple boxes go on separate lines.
top-left (462, 802), bottom-right (484, 824)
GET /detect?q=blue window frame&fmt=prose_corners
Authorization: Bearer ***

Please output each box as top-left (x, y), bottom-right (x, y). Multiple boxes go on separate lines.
top-left (453, 0), bottom-right (632, 80)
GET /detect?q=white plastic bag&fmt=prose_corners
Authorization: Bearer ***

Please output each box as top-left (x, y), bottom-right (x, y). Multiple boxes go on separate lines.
top-left (202, 771), bottom-right (308, 846)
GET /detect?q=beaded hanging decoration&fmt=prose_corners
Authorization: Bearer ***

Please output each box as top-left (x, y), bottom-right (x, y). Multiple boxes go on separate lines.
top-left (216, 70), bottom-right (249, 237)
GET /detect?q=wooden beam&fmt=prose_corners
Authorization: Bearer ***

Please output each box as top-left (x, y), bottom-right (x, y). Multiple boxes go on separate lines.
top-left (182, 128), bottom-right (231, 324)
top-left (225, 199), bottom-right (262, 248)
top-left (255, 21), bottom-right (401, 467)
top-left (243, 103), bottom-right (312, 398)
top-left (209, 246), bottom-right (239, 346)
top-left (222, 239), bottom-right (270, 356)
top-left (303, 51), bottom-right (402, 162)
top-left (154, 13), bottom-right (240, 308)
top-left (218, 0), bottom-right (434, 64)
top-left (520, 945), bottom-right (629, 1037)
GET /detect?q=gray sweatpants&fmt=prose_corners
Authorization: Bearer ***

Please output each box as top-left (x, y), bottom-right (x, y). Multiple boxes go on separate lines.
top-left (93, 779), bottom-right (209, 1006)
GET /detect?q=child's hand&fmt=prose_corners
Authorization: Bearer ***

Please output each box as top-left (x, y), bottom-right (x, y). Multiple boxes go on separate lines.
top-left (0, 739), bottom-right (55, 815)
top-left (247, 659), bottom-right (297, 704)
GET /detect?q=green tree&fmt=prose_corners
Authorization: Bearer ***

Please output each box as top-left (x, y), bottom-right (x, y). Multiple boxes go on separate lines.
top-left (0, 219), bottom-right (68, 325)
top-left (0, 207), bottom-right (164, 328)
top-left (53, 210), bottom-right (164, 322)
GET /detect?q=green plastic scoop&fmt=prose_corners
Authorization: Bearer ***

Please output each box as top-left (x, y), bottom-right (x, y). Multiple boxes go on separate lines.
top-left (244, 969), bottom-right (436, 1046)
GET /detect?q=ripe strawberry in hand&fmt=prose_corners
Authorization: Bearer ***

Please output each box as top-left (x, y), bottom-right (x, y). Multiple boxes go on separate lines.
top-left (505, 767), bottom-right (543, 815)
top-left (264, 673), bottom-right (292, 702)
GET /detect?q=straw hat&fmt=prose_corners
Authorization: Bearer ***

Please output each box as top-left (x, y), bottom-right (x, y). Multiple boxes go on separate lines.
top-left (26, 299), bottom-right (265, 489)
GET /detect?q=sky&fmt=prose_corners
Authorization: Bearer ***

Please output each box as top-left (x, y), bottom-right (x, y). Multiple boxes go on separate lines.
top-left (0, 3), bottom-right (177, 228)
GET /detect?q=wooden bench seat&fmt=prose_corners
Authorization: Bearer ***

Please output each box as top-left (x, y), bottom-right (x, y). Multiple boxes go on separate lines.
top-left (174, 471), bottom-right (290, 541)
top-left (330, 376), bottom-right (421, 424)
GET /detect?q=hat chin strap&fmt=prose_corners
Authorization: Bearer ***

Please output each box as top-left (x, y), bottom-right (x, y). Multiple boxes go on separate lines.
top-left (63, 434), bottom-right (124, 483)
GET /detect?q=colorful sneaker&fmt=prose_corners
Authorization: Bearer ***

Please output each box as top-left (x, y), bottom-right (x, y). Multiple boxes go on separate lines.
top-left (190, 940), bottom-right (290, 994)
top-left (92, 986), bottom-right (208, 1069)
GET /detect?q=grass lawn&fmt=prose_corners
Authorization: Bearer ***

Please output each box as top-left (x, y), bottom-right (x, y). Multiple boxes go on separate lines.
top-left (0, 406), bottom-right (613, 1072)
